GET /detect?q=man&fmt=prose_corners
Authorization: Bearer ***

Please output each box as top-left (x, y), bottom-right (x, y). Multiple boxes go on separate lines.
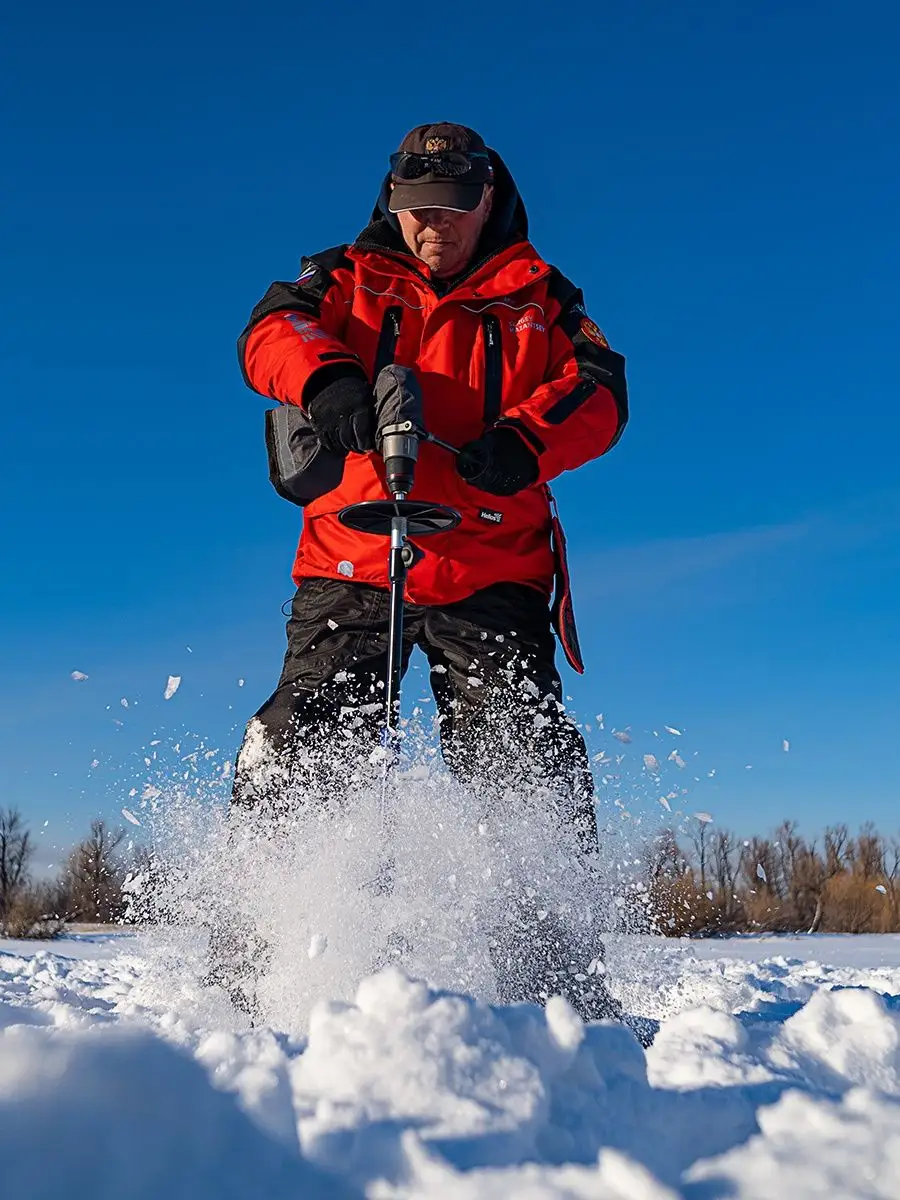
top-left (232, 123), bottom-right (628, 1016)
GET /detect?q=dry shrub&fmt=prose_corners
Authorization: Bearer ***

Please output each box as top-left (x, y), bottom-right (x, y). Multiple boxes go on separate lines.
top-left (647, 872), bottom-right (718, 937)
top-left (741, 887), bottom-right (792, 932)
top-left (2, 887), bottom-right (68, 940)
top-left (821, 873), bottom-right (891, 934)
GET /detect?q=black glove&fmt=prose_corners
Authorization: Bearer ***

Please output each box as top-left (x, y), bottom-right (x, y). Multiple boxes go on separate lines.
top-left (456, 426), bottom-right (539, 496)
top-left (306, 370), bottom-right (375, 456)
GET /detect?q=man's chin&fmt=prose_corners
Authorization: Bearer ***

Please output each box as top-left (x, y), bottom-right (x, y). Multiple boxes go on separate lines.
top-left (425, 254), bottom-right (465, 279)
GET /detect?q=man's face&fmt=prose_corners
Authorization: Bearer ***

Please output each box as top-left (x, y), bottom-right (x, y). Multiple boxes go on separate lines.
top-left (395, 186), bottom-right (494, 278)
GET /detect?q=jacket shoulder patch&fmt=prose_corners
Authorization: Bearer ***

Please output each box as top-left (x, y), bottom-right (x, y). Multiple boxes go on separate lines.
top-left (579, 317), bottom-right (609, 348)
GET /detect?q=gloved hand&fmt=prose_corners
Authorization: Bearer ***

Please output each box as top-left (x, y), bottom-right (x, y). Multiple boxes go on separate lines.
top-left (306, 372), bottom-right (375, 455)
top-left (456, 426), bottom-right (539, 496)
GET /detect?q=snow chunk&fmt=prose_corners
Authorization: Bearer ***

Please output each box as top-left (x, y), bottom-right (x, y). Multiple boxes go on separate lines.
top-left (544, 994), bottom-right (584, 1058)
top-left (0, 1024), bottom-right (333, 1198)
top-left (164, 675), bottom-right (181, 700)
top-left (70, 670), bottom-right (89, 682)
top-left (307, 933), bottom-right (328, 960)
top-left (291, 967), bottom-right (647, 1184)
top-left (643, 754), bottom-right (661, 774)
top-left (401, 1141), bottom-right (677, 1199)
top-left (121, 808), bottom-right (142, 827)
top-left (769, 987), bottom-right (900, 1095)
top-left (688, 1087), bottom-right (900, 1200)
top-left (647, 1006), bottom-right (763, 1089)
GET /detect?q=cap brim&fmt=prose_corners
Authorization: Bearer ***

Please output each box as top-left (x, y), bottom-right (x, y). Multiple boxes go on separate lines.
top-left (388, 181), bottom-right (484, 213)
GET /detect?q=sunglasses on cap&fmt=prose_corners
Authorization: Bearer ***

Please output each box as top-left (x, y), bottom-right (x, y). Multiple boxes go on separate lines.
top-left (389, 150), bottom-right (492, 181)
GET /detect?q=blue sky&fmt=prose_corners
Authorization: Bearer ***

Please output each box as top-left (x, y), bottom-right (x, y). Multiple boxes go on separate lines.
top-left (2, 0), bottom-right (899, 866)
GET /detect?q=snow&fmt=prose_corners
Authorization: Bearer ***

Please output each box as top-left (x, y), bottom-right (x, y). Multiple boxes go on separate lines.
top-left (164, 674), bottom-right (182, 700)
top-left (307, 933), bottom-right (328, 960)
top-left (2, 932), bottom-right (900, 1198)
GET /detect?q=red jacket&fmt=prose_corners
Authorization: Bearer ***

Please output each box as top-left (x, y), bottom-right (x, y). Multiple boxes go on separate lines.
top-left (239, 176), bottom-right (627, 609)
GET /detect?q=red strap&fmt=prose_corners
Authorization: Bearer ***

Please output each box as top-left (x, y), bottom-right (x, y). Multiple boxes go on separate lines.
top-left (547, 488), bottom-right (585, 674)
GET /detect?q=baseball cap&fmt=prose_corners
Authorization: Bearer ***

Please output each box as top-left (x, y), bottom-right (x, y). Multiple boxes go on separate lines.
top-left (388, 123), bottom-right (493, 214)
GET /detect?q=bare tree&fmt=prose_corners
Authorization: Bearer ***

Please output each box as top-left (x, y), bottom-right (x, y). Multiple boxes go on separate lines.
top-left (646, 827), bottom-right (689, 882)
top-left (688, 815), bottom-right (713, 892)
top-left (711, 829), bottom-right (742, 922)
top-left (62, 819), bottom-right (127, 923)
top-left (851, 822), bottom-right (884, 879)
top-left (0, 808), bottom-right (33, 925)
top-left (885, 836), bottom-right (900, 929)
top-left (806, 824), bottom-right (850, 933)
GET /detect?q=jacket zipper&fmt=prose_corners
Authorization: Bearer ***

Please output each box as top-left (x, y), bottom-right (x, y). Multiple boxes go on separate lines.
top-left (373, 306), bottom-right (402, 377)
top-left (482, 314), bottom-right (503, 424)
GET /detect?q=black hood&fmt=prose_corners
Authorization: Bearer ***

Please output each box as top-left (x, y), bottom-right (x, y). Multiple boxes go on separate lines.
top-left (355, 147), bottom-right (529, 259)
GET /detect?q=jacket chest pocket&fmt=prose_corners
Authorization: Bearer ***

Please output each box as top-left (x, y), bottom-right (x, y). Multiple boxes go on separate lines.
top-left (481, 314), bottom-right (503, 423)
top-left (478, 308), bottom-right (551, 421)
top-left (373, 306), bottom-right (403, 377)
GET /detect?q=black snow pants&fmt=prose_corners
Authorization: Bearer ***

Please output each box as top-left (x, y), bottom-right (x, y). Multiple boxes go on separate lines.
top-left (232, 577), bottom-right (598, 855)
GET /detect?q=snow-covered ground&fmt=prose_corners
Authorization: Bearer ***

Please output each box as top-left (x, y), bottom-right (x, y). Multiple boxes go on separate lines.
top-left (3, 929), bottom-right (900, 1199)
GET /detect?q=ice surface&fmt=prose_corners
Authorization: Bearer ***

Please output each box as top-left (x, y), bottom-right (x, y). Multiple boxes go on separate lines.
top-left (4, 718), bottom-right (899, 1198)
top-left (3, 930), bottom-right (900, 1197)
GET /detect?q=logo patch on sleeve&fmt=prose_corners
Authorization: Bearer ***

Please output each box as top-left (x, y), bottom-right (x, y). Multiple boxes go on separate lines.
top-left (284, 313), bottom-right (329, 342)
top-left (478, 508), bottom-right (504, 524)
top-left (580, 317), bottom-right (610, 348)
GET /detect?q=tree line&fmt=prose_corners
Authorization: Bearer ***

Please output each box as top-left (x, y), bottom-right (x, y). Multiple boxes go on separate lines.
top-left (0, 807), bottom-right (131, 938)
top-left (4, 805), bottom-right (900, 940)
top-left (642, 819), bottom-right (900, 936)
